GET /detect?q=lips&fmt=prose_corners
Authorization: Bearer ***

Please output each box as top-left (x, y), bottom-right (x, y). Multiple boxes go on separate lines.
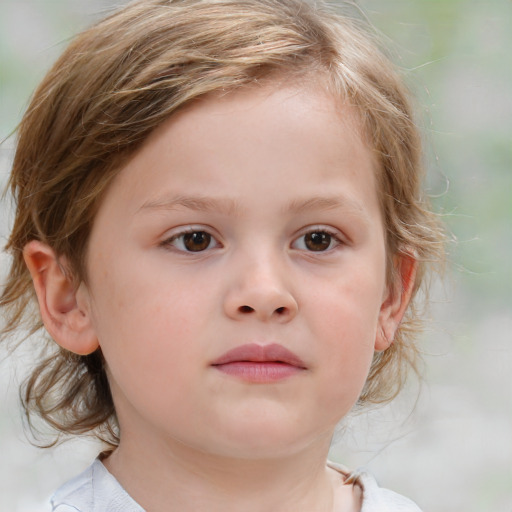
top-left (211, 343), bottom-right (307, 383)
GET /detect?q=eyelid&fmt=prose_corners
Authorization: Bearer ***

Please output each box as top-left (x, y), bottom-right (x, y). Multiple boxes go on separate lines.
top-left (291, 225), bottom-right (347, 251)
top-left (160, 225), bottom-right (223, 252)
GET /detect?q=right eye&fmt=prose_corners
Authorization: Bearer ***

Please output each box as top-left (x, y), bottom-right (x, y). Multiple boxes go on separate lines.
top-left (163, 230), bottom-right (219, 252)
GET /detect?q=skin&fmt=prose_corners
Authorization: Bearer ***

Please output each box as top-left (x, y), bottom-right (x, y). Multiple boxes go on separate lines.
top-left (24, 83), bottom-right (416, 511)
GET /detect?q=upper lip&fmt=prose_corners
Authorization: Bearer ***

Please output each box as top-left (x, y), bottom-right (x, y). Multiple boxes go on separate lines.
top-left (211, 343), bottom-right (307, 368)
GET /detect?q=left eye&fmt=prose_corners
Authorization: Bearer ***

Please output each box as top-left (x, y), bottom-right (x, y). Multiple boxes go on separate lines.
top-left (292, 230), bottom-right (340, 252)
top-left (164, 230), bottom-right (218, 252)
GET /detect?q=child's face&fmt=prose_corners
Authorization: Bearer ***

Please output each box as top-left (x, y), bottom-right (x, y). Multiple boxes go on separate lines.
top-left (78, 83), bottom-right (395, 459)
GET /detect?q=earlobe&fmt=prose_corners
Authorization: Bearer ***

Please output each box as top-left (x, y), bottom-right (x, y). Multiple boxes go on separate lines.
top-left (23, 240), bottom-right (99, 355)
top-left (375, 253), bottom-right (417, 352)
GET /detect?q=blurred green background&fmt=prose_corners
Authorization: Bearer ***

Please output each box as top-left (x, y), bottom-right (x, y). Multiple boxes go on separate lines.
top-left (1, 1), bottom-right (511, 511)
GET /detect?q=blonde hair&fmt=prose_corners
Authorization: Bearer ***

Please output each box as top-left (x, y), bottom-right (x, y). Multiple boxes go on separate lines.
top-left (1, 0), bottom-right (444, 445)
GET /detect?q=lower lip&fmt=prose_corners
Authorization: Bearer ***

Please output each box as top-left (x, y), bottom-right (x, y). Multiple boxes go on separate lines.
top-left (213, 362), bottom-right (303, 383)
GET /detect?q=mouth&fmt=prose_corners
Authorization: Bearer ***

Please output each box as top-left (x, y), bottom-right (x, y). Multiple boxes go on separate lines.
top-left (211, 343), bottom-right (307, 383)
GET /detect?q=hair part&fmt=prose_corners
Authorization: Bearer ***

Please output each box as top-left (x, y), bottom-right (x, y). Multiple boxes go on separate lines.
top-left (1, 0), bottom-right (445, 445)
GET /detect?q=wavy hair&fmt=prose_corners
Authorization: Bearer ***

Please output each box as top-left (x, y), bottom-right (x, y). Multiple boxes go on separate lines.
top-left (1, 0), bottom-right (445, 445)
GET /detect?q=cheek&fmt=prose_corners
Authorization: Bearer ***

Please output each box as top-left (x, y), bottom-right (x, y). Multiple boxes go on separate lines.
top-left (90, 275), bottom-right (211, 426)
top-left (87, 254), bottom-right (210, 385)
top-left (306, 264), bottom-right (385, 401)
top-left (311, 264), bottom-right (384, 344)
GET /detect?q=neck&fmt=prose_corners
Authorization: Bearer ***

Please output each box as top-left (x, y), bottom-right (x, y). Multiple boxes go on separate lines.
top-left (103, 432), bottom-right (355, 512)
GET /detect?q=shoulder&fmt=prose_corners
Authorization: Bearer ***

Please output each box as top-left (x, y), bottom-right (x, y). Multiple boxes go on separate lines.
top-left (328, 461), bottom-right (423, 512)
top-left (50, 461), bottom-right (95, 512)
top-left (354, 468), bottom-right (423, 512)
top-left (50, 458), bottom-right (144, 512)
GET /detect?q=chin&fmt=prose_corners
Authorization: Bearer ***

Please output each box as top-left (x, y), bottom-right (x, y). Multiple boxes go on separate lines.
top-left (202, 416), bottom-right (331, 461)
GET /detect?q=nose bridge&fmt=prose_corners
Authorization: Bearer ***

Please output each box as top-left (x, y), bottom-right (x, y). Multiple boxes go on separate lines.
top-left (223, 244), bottom-right (298, 322)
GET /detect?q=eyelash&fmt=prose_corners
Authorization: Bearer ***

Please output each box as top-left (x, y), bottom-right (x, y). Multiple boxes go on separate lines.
top-left (161, 227), bottom-right (344, 253)
top-left (292, 227), bottom-right (344, 253)
top-left (161, 227), bottom-right (221, 253)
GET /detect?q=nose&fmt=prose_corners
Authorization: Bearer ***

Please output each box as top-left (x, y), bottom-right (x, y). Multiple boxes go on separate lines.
top-left (223, 254), bottom-right (298, 323)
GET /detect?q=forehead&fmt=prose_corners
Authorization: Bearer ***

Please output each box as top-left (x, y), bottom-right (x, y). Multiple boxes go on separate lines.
top-left (174, 80), bottom-right (368, 147)
top-left (140, 83), bottom-right (369, 169)
top-left (95, 82), bottom-right (379, 220)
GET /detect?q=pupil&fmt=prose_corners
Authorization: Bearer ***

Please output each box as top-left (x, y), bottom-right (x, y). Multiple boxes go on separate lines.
top-left (305, 232), bottom-right (330, 251)
top-left (184, 232), bottom-right (210, 251)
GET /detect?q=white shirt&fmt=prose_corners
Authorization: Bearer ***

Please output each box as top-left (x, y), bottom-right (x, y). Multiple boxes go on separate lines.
top-left (51, 459), bottom-right (422, 511)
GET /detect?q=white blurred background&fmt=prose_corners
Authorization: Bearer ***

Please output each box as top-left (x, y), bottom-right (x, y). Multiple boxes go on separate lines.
top-left (1, 1), bottom-right (511, 511)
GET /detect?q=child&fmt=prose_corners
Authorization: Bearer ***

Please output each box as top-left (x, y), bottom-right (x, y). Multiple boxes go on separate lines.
top-left (1, 0), bottom-right (445, 510)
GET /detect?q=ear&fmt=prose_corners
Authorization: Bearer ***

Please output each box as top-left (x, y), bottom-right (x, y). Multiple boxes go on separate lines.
top-left (375, 252), bottom-right (418, 352)
top-left (23, 240), bottom-right (99, 355)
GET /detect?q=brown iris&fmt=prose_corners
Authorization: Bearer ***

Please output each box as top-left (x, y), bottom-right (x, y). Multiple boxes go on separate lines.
top-left (304, 232), bottom-right (332, 251)
top-left (183, 231), bottom-right (212, 251)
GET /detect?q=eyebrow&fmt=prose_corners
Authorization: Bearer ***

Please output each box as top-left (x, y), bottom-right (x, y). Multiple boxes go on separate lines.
top-left (138, 193), bottom-right (368, 220)
top-left (285, 195), bottom-right (366, 217)
top-left (138, 194), bottom-right (241, 216)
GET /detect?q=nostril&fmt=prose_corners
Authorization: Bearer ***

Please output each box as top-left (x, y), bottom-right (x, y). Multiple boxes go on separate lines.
top-left (275, 307), bottom-right (286, 315)
top-left (239, 305), bottom-right (254, 313)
